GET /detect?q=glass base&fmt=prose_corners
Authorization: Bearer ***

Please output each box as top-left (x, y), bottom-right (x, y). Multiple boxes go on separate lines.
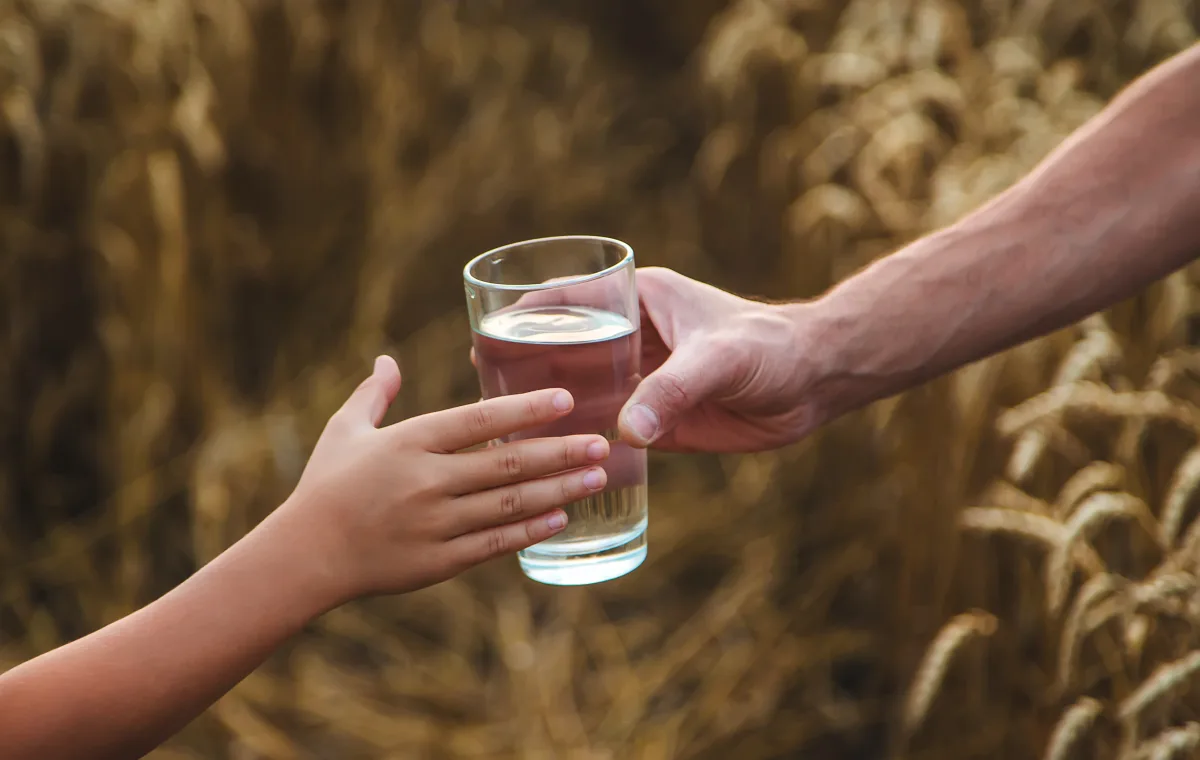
top-left (518, 523), bottom-right (647, 586)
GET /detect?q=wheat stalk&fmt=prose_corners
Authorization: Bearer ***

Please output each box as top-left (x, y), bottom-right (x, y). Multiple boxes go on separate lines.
top-left (1046, 492), bottom-right (1160, 617)
top-left (1132, 572), bottom-right (1199, 613)
top-left (1056, 461), bottom-right (1126, 520)
top-left (1131, 722), bottom-right (1200, 760)
top-left (901, 610), bottom-right (998, 736)
top-left (1125, 613), bottom-right (1152, 666)
top-left (1160, 445), bottom-right (1200, 548)
top-left (960, 506), bottom-right (1066, 545)
top-left (1003, 321), bottom-right (1119, 483)
top-left (1043, 696), bottom-right (1104, 760)
top-left (1053, 318), bottom-right (1122, 385)
top-left (1118, 650), bottom-right (1200, 723)
top-left (1058, 572), bottom-right (1127, 693)
top-left (999, 383), bottom-right (1200, 438)
top-left (961, 506), bottom-right (1107, 578)
top-left (1008, 424), bottom-right (1093, 483)
top-left (981, 480), bottom-right (1056, 515)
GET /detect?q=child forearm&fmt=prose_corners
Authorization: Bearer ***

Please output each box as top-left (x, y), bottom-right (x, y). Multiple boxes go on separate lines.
top-left (0, 506), bottom-right (342, 760)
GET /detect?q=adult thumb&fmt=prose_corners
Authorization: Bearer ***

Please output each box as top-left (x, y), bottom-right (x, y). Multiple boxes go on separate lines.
top-left (340, 355), bottom-right (403, 428)
top-left (619, 342), bottom-right (729, 447)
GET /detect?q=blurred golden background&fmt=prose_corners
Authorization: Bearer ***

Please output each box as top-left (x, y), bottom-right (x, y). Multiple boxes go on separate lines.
top-left (2, 0), bottom-right (1199, 758)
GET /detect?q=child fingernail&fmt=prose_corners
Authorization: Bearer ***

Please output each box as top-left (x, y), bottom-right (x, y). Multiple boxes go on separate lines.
top-left (552, 391), bottom-right (573, 412)
top-left (586, 440), bottom-right (608, 460)
top-left (583, 468), bottom-right (606, 490)
top-left (547, 512), bottom-right (567, 530)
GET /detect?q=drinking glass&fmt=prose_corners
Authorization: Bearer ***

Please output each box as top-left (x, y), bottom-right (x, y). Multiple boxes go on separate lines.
top-left (464, 236), bottom-right (647, 586)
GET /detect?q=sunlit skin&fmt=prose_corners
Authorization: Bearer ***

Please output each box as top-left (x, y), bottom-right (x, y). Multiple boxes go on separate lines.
top-left (602, 43), bottom-right (1200, 453)
top-left (0, 357), bottom-right (609, 760)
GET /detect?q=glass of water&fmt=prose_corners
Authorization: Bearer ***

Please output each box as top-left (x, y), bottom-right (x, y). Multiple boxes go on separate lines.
top-left (464, 236), bottom-right (647, 586)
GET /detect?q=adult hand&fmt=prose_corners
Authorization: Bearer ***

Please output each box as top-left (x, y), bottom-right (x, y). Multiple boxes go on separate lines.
top-left (468, 267), bottom-right (828, 453)
top-left (618, 268), bottom-right (825, 453)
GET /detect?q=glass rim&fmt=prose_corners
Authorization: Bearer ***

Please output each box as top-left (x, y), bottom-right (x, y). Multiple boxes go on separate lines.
top-left (463, 235), bottom-right (634, 293)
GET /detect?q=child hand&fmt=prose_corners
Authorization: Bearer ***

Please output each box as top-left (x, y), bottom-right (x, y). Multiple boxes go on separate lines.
top-left (279, 355), bottom-right (608, 603)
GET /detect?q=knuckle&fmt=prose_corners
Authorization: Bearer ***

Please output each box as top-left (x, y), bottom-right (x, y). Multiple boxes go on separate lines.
top-left (655, 370), bottom-right (691, 409)
top-left (640, 265), bottom-right (674, 282)
top-left (560, 476), bottom-right (576, 502)
top-left (560, 440), bottom-right (573, 469)
top-left (499, 487), bottom-right (524, 519)
top-left (429, 509), bottom-right (457, 539)
top-left (639, 266), bottom-right (683, 296)
top-left (468, 404), bottom-right (494, 437)
top-left (486, 529), bottom-right (507, 558)
top-left (501, 449), bottom-right (523, 478)
top-left (410, 468), bottom-right (442, 497)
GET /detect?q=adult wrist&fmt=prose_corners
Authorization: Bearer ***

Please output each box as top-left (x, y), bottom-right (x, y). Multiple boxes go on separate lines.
top-left (775, 296), bottom-right (872, 427)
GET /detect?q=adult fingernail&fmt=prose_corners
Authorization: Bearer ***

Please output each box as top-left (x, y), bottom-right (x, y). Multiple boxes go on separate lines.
top-left (583, 468), bottom-right (606, 490)
top-left (586, 439), bottom-right (609, 461)
top-left (624, 404), bottom-right (659, 444)
top-left (552, 391), bottom-right (573, 413)
top-left (547, 511), bottom-right (567, 530)
top-left (374, 355), bottom-right (387, 374)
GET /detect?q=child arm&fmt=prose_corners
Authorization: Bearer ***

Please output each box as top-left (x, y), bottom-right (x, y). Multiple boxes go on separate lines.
top-left (0, 356), bottom-right (606, 760)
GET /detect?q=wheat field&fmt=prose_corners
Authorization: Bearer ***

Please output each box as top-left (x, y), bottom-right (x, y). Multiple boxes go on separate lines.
top-left (1, 0), bottom-right (1198, 758)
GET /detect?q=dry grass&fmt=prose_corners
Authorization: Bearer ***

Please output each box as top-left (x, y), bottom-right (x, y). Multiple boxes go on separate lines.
top-left (0, 0), bottom-right (1198, 758)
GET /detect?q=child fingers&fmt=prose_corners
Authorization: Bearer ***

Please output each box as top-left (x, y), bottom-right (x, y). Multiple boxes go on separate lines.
top-left (442, 508), bottom-right (568, 573)
top-left (445, 465), bottom-right (606, 539)
top-left (412, 388), bottom-right (574, 453)
top-left (446, 434), bottom-right (610, 494)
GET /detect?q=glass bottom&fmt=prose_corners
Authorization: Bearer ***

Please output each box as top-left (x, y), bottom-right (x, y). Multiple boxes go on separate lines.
top-left (518, 520), bottom-right (647, 586)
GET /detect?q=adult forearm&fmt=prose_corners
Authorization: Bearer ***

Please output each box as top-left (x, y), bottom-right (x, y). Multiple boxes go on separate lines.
top-left (0, 504), bottom-right (342, 760)
top-left (806, 44), bottom-right (1200, 415)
